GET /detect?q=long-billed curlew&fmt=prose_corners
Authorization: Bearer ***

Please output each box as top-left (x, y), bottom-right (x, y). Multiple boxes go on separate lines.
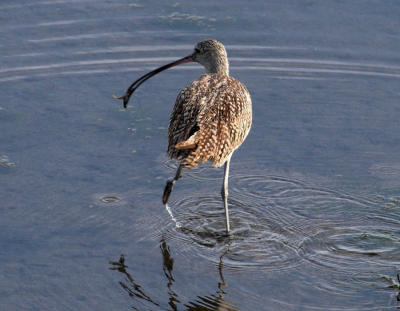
top-left (115, 39), bottom-right (252, 233)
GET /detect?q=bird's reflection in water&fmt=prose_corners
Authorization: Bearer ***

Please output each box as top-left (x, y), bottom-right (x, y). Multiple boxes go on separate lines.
top-left (160, 239), bottom-right (180, 310)
top-left (109, 254), bottom-right (160, 310)
top-left (109, 238), bottom-right (237, 311)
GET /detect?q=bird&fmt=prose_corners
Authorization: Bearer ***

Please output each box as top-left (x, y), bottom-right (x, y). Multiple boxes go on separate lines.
top-left (114, 39), bottom-right (252, 234)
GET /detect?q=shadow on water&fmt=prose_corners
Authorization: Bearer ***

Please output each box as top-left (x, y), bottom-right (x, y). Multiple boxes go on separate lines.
top-left (109, 237), bottom-right (236, 311)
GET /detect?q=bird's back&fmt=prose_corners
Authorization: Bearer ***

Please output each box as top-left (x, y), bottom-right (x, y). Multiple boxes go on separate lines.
top-left (168, 73), bottom-right (252, 168)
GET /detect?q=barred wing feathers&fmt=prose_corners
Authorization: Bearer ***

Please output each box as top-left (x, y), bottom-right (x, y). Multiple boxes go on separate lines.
top-left (167, 74), bottom-right (252, 168)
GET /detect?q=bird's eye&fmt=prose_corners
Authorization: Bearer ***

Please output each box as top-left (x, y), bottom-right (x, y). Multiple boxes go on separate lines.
top-left (194, 48), bottom-right (201, 53)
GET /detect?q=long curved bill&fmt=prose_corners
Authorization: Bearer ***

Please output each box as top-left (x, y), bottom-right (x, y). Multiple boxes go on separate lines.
top-left (113, 54), bottom-right (194, 108)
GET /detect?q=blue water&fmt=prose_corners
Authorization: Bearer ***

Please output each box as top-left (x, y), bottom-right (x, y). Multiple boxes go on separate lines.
top-left (1, 1), bottom-right (400, 310)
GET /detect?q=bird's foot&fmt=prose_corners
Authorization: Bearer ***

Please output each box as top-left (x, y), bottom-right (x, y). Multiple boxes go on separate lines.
top-left (162, 180), bottom-right (175, 204)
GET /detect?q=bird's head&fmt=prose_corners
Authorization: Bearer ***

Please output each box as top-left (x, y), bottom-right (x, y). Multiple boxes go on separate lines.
top-left (114, 39), bottom-right (229, 108)
top-left (192, 39), bottom-right (229, 75)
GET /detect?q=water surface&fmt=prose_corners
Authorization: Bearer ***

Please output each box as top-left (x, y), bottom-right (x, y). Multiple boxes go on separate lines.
top-left (1, 0), bottom-right (400, 310)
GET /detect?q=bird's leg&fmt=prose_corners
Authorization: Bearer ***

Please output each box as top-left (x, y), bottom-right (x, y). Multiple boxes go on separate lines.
top-left (163, 165), bottom-right (183, 204)
top-left (221, 155), bottom-right (232, 234)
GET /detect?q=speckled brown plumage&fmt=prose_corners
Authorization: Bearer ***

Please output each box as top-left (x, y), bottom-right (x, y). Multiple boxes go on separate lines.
top-left (167, 73), bottom-right (252, 168)
top-left (115, 39), bottom-right (252, 233)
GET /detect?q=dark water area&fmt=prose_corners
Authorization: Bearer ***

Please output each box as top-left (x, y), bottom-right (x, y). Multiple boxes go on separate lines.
top-left (1, 0), bottom-right (400, 310)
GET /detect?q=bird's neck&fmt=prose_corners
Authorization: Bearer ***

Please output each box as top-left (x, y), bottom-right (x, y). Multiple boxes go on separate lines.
top-left (205, 57), bottom-right (229, 76)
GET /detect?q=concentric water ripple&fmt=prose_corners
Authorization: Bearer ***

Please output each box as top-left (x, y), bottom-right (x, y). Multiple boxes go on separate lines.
top-left (162, 172), bottom-right (400, 284)
top-left (300, 226), bottom-right (400, 271)
top-left (163, 193), bottom-right (305, 272)
top-left (91, 193), bottom-right (126, 207)
top-left (231, 174), bottom-right (379, 220)
top-left (2, 17), bottom-right (400, 85)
